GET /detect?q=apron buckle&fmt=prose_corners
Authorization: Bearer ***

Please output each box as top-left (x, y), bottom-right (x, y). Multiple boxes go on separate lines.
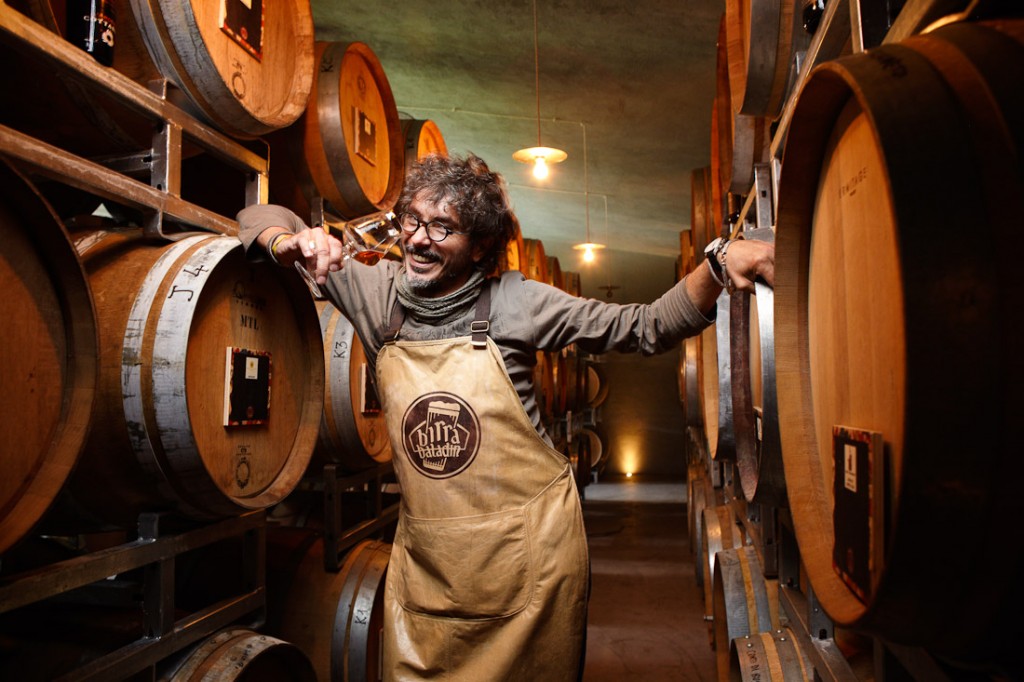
top-left (471, 320), bottom-right (490, 348)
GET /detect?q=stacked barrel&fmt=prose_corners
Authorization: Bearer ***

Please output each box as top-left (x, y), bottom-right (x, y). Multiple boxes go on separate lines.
top-left (684, 5), bottom-right (1022, 680)
top-left (0, 3), bottom-right (458, 678)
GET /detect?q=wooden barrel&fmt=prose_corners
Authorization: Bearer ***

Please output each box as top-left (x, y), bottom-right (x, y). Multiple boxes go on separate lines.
top-left (691, 167), bottom-right (715, 260)
top-left (162, 628), bottom-right (317, 681)
top-left (315, 302), bottom-right (392, 473)
top-left (709, 98), bottom-right (726, 233)
top-left (698, 292), bottom-right (736, 461)
top-left (580, 425), bottom-right (607, 477)
top-left (401, 117), bottom-right (448, 171)
top-left (533, 350), bottom-right (556, 424)
top-left (563, 271), bottom-right (581, 296)
top-left (729, 627), bottom-right (813, 681)
top-left (522, 238), bottom-right (549, 283)
top-left (568, 436), bottom-right (592, 495)
top-left (713, 545), bottom-right (782, 681)
top-left (497, 215), bottom-right (526, 274)
top-left (272, 41), bottom-right (404, 221)
top-left (731, 230), bottom-right (786, 506)
top-left (585, 361), bottom-right (610, 409)
top-left (715, 14), bottom-right (772, 195)
top-left (687, 460), bottom-right (715, 575)
top-left (267, 532), bottom-right (391, 682)
top-left (700, 504), bottom-right (745, 640)
top-left (724, 0), bottom-right (807, 119)
top-left (0, 161), bottom-right (98, 554)
top-left (68, 230), bottom-right (322, 524)
top-left (774, 21), bottom-right (1024, 653)
top-left (123, 0), bottom-right (315, 138)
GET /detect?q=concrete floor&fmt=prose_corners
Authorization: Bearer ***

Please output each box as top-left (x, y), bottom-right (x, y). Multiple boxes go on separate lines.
top-left (581, 478), bottom-right (716, 681)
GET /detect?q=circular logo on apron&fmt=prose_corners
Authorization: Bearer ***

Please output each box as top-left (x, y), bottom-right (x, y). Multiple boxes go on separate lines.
top-left (401, 391), bottom-right (481, 478)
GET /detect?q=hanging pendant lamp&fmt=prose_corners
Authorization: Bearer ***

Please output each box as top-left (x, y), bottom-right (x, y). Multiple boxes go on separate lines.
top-left (572, 124), bottom-right (605, 262)
top-left (513, 0), bottom-right (566, 180)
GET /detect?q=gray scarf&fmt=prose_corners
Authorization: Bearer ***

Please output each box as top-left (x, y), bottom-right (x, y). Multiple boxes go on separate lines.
top-left (395, 266), bottom-right (487, 324)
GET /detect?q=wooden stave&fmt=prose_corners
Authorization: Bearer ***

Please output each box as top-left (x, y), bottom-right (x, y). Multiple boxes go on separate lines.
top-left (773, 27), bottom-right (1023, 651)
top-left (315, 302), bottom-right (393, 473)
top-left (0, 160), bottom-right (98, 554)
top-left (698, 291), bottom-right (737, 461)
top-left (70, 230), bottom-right (323, 524)
top-left (125, 0), bottom-right (315, 138)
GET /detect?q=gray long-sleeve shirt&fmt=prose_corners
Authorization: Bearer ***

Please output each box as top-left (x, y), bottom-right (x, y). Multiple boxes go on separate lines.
top-left (237, 204), bottom-right (713, 440)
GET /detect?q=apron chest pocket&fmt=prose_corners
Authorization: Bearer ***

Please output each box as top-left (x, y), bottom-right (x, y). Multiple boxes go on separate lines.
top-left (396, 508), bottom-right (533, 619)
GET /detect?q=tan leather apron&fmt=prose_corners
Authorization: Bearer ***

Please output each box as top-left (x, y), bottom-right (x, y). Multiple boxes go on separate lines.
top-left (375, 287), bottom-right (589, 680)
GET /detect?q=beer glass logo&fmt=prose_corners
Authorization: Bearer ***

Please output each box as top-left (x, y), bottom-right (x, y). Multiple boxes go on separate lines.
top-left (402, 391), bottom-right (480, 478)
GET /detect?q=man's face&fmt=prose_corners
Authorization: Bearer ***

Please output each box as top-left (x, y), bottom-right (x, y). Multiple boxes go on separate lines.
top-left (400, 196), bottom-right (484, 298)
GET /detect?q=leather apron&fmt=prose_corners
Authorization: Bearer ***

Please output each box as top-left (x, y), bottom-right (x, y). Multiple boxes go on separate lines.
top-left (375, 287), bottom-right (589, 680)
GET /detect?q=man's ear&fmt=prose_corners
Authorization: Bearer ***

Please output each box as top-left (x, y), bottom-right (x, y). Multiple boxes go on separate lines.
top-left (472, 237), bottom-right (494, 264)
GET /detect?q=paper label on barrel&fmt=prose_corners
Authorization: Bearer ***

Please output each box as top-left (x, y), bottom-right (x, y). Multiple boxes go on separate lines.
top-left (224, 347), bottom-right (271, 426)
top-left (832, 425), bottom-right (885, 603)
top-left (353, 106), bottom-right (378, 165)
top-left (221, 0), bottom-right (264, 60)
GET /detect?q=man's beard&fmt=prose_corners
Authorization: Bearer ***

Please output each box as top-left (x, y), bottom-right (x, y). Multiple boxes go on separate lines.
top-left (404, 245), bottom-right (464, 295)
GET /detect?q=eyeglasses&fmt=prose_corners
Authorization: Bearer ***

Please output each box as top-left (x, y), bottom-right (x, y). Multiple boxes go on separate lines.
top-left (396, 212), bottom-right (467, 243)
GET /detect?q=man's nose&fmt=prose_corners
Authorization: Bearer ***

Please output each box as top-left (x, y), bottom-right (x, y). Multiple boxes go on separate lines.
top-left (404, 223), bottom-right (433, 248)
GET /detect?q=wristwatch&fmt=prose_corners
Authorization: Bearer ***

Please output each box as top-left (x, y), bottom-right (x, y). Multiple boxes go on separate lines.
top-left (704, 237), bottom-right (727, 285)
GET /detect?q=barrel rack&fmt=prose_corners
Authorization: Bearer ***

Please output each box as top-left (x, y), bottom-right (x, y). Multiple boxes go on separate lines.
top-left (0, 3), bottom-right (280, 679)
top-left (0, 511), bottom-right (267, 681)
top-left (0, 1), bottom-right (267, 238)
top-left (705, 0), bottom-right (1009, 680)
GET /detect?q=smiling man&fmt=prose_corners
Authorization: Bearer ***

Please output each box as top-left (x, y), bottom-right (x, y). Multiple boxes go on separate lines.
top-left (237, 152), bottom-right (773, 680)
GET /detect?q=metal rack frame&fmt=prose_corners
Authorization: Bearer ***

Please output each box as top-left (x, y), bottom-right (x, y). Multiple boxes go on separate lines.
top-left (0, 511), bottom-right (267, 681)
top-left (0, 2), bottom-right (268, 240)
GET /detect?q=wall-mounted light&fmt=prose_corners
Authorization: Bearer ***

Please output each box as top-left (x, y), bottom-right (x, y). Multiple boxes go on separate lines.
top-left (513, 0), bottom-right (566, 181)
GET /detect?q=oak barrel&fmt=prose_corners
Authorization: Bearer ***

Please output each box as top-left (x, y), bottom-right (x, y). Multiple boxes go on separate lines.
top-left (698, 292), bottom-right (736, 460)
top-left (162, 628), bottom-right (316, 681)
top-left (712, 545), bottom-right (782, 681)
top-left (700, 504), bottom-right (745, 642)
top-left (315, 302), bottom-right (393, 472)
top-left (774, 21), bottom-right (1024, 652)
top-left (522, 238), bottom-right (549, 283)
top-left (124, 0), bottom-right (315, 138)
top-left (401, 117), bottom-right (448, 172)
top-left (732, 229), bottom-right (786, 506)
top-left (729, 627), bottom-right (813, 681)
top-left (272, 41), bottom-right (404, 221)
top-left (0, 161), bottom-right (98, 554)
top-left (266, 533), bottom-right (392, 682)
top-left (724, 0), bottom-right (807, 119)
top-left (70, 230), bottom-right (323, 524)
top-left (715, 13), bottom-right (772, 195)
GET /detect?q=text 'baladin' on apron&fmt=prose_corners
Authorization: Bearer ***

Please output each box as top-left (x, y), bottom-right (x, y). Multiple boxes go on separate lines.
top-left (375, 285), bottom-right (589, 681)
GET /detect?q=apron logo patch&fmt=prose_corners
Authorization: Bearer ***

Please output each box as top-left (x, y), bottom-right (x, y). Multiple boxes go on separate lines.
top-left (402, 391), bottom-right (480, 478)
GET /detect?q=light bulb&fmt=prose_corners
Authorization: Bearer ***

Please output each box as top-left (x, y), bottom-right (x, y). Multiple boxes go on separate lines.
top-left (532, 156), bottom-right (549, 180)
top-left (582, 245), bottom-right (595, 263)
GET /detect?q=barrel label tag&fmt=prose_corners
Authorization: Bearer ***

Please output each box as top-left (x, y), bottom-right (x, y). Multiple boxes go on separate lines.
top-left (224, 347), bottom-right (272, 426)
top-left (221, 0), bottom-right (264, 61)
top-left (832, 425), bottom-right (886, 603)
top-left (353, 106), bottom-right (378, 166)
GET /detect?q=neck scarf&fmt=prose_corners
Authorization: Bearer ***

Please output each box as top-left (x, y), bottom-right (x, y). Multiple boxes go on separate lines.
top-left (395, 266), bottom-right (487, 324)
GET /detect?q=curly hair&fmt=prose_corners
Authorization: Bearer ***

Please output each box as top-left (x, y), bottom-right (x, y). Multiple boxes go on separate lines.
top-left (395, 153), bottom-right (517, 274)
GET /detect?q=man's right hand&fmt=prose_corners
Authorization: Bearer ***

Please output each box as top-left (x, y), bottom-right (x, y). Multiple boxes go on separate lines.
top-left (262, 226), bottom-right (345, 285)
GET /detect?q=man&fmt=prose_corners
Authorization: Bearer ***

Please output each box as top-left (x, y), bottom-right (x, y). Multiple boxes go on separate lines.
top-left (238, 153), bottom-right (773, 680)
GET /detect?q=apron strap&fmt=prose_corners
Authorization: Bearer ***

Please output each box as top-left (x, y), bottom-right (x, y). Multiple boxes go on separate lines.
top-left (385, 299), bottom-right (406, 344)
top-left (471, 283), bottom-right (491, 349)
top-left (384, 281), bottom-right (492, 347)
